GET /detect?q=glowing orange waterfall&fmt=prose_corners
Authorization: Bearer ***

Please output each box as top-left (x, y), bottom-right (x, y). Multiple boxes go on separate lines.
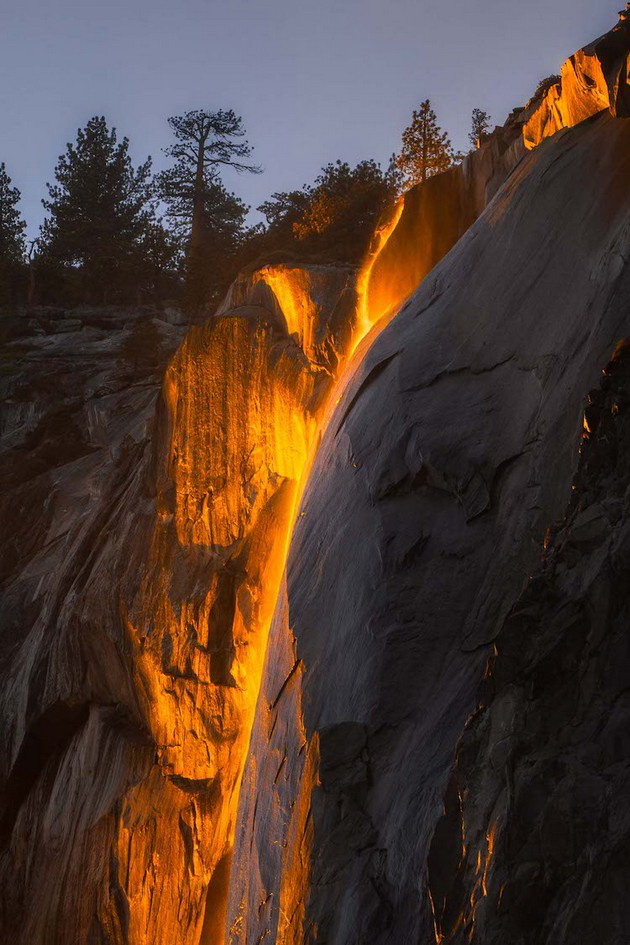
top-left (107, 216), bottom-right (414, 945)
top-left (353, 197), bottom-right (405, 352)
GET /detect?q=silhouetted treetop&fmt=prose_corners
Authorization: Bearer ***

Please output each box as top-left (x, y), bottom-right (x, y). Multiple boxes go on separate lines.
top-left (395, 99), bottom-right (456, 187)
top-left (157, 108), bottom-right (260, 310)
top-left (0, 163), bottom-right (26, 263)
top-left (40, 116), bottom-right (155, 301)
top-left (164, 109), bottom-right (261, 175)
top-left (255, 158), bottom-right (400, 264)
top-left (469, 108), bottom-right (491, 150)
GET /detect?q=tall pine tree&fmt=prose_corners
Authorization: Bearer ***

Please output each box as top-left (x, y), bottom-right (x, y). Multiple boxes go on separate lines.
top-left (40, 116), bottom-right (153, 302)
top-left (395, 100), bottom-right (455, 188)
top-left (156, 109), bottom-right (259, 309)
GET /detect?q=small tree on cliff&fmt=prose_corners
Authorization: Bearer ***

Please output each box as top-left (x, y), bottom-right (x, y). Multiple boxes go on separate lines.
top-left (40, 116), bottom-right (154, 302)
top-left (395, 99), bottom-right (456, 187)
top-left (156, 109), bottom-right (260, 308)
top-left (469, 108), bottom-right (491, 149)
top-left (534, 74), bottom-right (561, 101)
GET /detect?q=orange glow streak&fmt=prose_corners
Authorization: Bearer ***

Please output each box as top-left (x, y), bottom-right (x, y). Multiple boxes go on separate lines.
top-left (454, 819), bottom-right (498, 943)
top-left (261, 267), bottom-right (320, 358)
top-left (233, 202), bottom-right (416, 945)
top-left (119, 188), bottom-right (416, 943)
top-left (481, 822), bottom-right (497, 897)
top-left (352, 197), bottom-right (405, 354)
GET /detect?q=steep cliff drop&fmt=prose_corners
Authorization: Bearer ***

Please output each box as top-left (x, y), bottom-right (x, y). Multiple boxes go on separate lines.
top-left (226, 10), bottom-right (630, 945)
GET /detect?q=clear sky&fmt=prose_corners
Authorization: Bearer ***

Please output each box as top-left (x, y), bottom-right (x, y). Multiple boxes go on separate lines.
top-left (1, 0), bottom-right (616, 240)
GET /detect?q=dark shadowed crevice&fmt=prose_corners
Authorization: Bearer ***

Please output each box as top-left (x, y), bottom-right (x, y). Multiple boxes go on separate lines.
top-left (198, 850), bottom-right (233, 945)
top-left (0, 700), bottom-right (90, 847)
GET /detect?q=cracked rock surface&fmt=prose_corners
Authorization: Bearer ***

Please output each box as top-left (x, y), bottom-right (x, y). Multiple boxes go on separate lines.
top-left (428, 341), bottom-right (630, 945)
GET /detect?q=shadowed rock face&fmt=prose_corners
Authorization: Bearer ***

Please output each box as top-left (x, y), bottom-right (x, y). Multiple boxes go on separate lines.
top-left (428, 343), bottom-right (630, 945)
top-left (227, 113), bottom-right (630, 944)
top-left (0, 306), bottom-right (189, 941)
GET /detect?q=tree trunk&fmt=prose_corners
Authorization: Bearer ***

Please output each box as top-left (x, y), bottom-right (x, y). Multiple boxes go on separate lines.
top-left (189, 139), bottom-right (206, 259)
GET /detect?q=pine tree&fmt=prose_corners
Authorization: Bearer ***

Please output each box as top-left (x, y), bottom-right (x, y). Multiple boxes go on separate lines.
top-left (156, 109), bottom-right (260, 308)
top-left (166, 173), bottom-right (249, 308)
top-left (395, 100), bottom-right (455, 188)
top-left (0, 163), bottom-right (26, 263)
top-left (135, 219), bottom-right (182, 301)
top-left (40, 116), bottom-right (153, 302)
top-left (257, 159), bottom-right (400, 263)
top-left (469, 108), bottom-right (491, 149)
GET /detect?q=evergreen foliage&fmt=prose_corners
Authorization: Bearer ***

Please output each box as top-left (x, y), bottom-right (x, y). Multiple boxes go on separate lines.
top-left (156, 109), bottom-right (260, 309)
top-left (0, 163), bottom-right (27, 306)
top-left (0, 163), bottom-right (26, 263)
top-left (256, 158), bottom-right (400, 264)
top-left (395, 100), bottom-right (456, 187)
top-left (469, 108), bottom-right (491, 149)
top-left (40, 116), bottom-right (155, 302)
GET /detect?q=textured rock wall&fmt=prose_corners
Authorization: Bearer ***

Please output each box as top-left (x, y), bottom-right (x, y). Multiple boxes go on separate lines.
top-left (0, 268), bottom-right (358, 945)
top-left (227, 111), bottom-right (630, 944)
top-left (0, 307), bottom-right (189, 942)
top-left (362, 5), bottom-right (630, 332)
top-left (522, 4), bottom-right (630, 148)
top-left (428, 342), bottom-right (630, 945)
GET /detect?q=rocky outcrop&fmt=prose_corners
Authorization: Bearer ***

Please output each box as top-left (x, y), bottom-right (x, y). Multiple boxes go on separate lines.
top-left (216, 264), bottom-right (359, 377)
top-left (427, 341), bottom-right (630, 945)
top-left (0, 270), bottom-right (359, 944)
top-left (359, 123), bottom-right (522, 331)
top-left (227, 110), bottom-right (630, 943)
top-left (0, 305), bottom-right (189, 942)
top-left (522, 3), bottom-right (630, 148)
top-left (361, 4), bottom-right (630, 331)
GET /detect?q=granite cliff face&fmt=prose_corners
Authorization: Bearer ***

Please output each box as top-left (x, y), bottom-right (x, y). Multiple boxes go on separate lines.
top-left (227, 10), bottom-right (630, 944)
top-left (0, 270), bottom-right (358, 944)
top-left (227, 109), bottom-right (630, 945)
top-left (1, 8), bottom-right (630, 945)
top-left (426, 343), bottom-right (630, 945)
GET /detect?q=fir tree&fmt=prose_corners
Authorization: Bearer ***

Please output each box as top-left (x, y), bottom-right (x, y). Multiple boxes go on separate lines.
top-left (0, 163), bottom-right (26, 263)
top-left (395, 100), bottom-right (455, 187)
top-left (40, 116), bottom-right (153, 302)
top-left (469, 108), bottom-right (491, 149)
